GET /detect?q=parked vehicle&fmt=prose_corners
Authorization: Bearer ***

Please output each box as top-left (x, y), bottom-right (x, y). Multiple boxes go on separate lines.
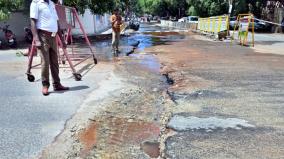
top-left (254, 19), bottom-right (271, 31)
top-left (153, 16), bottom-right (160, 22)
top-left (24, 27), bottom-right (33, 44)
top-left (0, 39), bottom-right (2, 49)
top-left (0, 24), bottom-right (17, 48)
top-left (129, 20), bottom-right (140, 31)
top-left (160, 17), bottom-right (169, 20)
top-left (239, 17), bottom-right (271, 31)
top-left (229, 17), bottom-right (238, 30)
top-left (187, 16), bottom-right (199, 23)
top-left (169, 16), bottom-right (178, 21)
top-left (178, 17), bottom-right (187, 23)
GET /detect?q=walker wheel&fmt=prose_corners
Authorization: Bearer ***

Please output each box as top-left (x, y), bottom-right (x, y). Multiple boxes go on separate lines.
top-left (93, 58), bottom-right (98, 64)
top-left (74, 73), bottom-right (82, 81)
top-left (62, 60), bottom-right (66, 65)
top-left (27, 74), bottom-right (35, 82)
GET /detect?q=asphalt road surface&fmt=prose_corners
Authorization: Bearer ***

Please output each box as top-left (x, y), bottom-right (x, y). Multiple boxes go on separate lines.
top-left (1, 24), bottom-right (283, 159)
top-left (0, 49), bottom-right (98, 159)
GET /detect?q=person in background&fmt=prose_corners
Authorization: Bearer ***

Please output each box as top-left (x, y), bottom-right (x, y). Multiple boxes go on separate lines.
top-left (30, 0), bottom-right (69, 96)
top-left (110, 8), bottom-right (122, 55)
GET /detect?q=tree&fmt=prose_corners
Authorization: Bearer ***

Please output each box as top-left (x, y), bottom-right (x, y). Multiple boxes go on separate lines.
top-left (63, 0), bottom-right (140, 15)
top-left (6, 0), bottom-right (271, 21)
top-left (232, 0), bottom-right (248, 16)
top-left (63, 0), bottom-right (89, 14)
top-left (0, 0), bottom-right (23, 21)
top-left (88, 0), bottom-right (115, 15)
top-left (167, 0), bottom-right (188, 18)
top-left (186, 0), bottom-right (229, 17)
top-left (138, 0), bottom-right (188, 17)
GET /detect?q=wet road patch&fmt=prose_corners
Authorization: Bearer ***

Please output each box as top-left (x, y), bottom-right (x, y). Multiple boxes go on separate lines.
top-left (167, 115), bottom-right (255, 132)
top-left (168, 90), bottom-right (236, 102)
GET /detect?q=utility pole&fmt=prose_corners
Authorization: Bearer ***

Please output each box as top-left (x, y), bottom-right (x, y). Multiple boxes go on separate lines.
top-left (228, 0), bottom-right (233, 15)
top-left (227, 0), bottom-right (234, 36)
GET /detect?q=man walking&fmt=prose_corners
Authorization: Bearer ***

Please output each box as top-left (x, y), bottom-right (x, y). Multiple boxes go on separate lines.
top-left (110, 8), bottom-right (122, 55)
top-left (30, 0), bottom-right (69, 96)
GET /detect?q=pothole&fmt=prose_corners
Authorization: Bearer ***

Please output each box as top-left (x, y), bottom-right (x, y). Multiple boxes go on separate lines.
top-left (170, 90), bottom-right (235, 101)
top-left (167, 116), bottom-right (255, 132)
top-left (163, 73), bottom-right (174, 85)
top-left (189, 90), bottom-right (234, 99)
top-left (141, 141), bottom-right (160, 158)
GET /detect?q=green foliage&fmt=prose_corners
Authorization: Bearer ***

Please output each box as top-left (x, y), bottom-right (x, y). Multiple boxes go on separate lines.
top-left (246, 0), bottom-right (266, 18)
top-left (63, 0), bottom-right (140, 15)
top-left (187, 6), bottom-right (197, 16)
top-left (0, 0), bottom-right (275, 21)
top-left (138, 0), bottom-right (188, 17)
top-left (137, 0), bottom-right (272, 18)
top-left (232, 0), bottom-right (248, 16)
top-left (186, 0), bottom-right (229, 17)
top-left (0, 0), bottom-right (23, 21)
top-left (88, 0), bottom-right (115, 15)
top-left (63, 0), bottom-right (89, 14)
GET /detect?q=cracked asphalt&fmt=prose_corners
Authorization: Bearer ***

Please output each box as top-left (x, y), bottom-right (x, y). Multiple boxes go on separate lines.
top-left (149, 32), bottom-right (284, 159)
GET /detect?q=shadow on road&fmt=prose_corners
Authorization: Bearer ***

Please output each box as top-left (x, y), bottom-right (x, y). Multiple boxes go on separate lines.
top-left (50, 85), bottom-right (90, 94)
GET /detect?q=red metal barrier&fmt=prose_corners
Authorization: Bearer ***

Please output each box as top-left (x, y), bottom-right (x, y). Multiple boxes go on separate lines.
top-left (26, 5), bottom-right (98, 82)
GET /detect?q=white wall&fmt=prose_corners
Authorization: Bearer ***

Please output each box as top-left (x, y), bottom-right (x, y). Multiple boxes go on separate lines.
top-left (0, 12), bottom-right (30, 41)
top-left (0, 8), bottom-right (111, 41)
top-left (72, 9), bottom-right (111, 35)
top-left (94, 14), bottom-right (111, 33)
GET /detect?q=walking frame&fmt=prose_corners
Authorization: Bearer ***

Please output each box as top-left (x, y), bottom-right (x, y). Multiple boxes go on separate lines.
top-left (26, 5), bottom-right (98, 82)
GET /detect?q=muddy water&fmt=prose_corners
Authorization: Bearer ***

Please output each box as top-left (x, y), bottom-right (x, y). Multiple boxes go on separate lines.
top-left (82, 24), bottom-right (186, 61)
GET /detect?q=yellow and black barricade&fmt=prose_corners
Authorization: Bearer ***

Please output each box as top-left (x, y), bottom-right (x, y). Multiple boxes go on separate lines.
top-left (231, 14), bottom-right (255, 47)
top-left (198, 15), bottom-right (229, 37)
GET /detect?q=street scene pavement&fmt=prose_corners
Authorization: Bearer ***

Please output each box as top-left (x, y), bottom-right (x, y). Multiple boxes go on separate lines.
top-left (0, 23), bottom-right (284, 159)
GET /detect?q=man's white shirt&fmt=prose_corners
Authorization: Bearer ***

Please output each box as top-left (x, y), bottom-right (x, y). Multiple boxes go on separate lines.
top-left (30, 0), bottom-right (59, 33)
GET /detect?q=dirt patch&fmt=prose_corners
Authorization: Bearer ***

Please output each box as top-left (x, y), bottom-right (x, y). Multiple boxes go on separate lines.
top-left (79, 122), bottom-right (98, 157)
top-left (107, 117), bottom-right (160, 145)
top-left (78, 117), bottom-right (161, 157)
top-left (73, 69), bottom-right (168, 158)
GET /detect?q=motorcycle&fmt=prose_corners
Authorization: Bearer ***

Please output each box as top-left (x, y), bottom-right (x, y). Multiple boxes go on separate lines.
top-left (24, 27), bottom-right (33, 44)
top-left (0, 24), bottom-right (17, 48)
top-left (129, 20), bottom-right (140, 31)
top-left (24, 27), bottom-right (38, 56)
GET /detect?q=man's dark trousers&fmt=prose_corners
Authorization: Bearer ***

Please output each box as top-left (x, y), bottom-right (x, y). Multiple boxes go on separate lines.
top-left (38, 31), bottom-right (60, 87)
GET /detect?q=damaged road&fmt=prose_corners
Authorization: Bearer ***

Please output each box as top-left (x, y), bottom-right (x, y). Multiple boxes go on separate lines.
top-left (150, 32), bottom-right (284, 159)
top-left (5, 23), bottom-right (284, 159)
top-left (40, 53), bottom-right (173, 159)
top-left (42, 24), bottom-right (284, 159)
